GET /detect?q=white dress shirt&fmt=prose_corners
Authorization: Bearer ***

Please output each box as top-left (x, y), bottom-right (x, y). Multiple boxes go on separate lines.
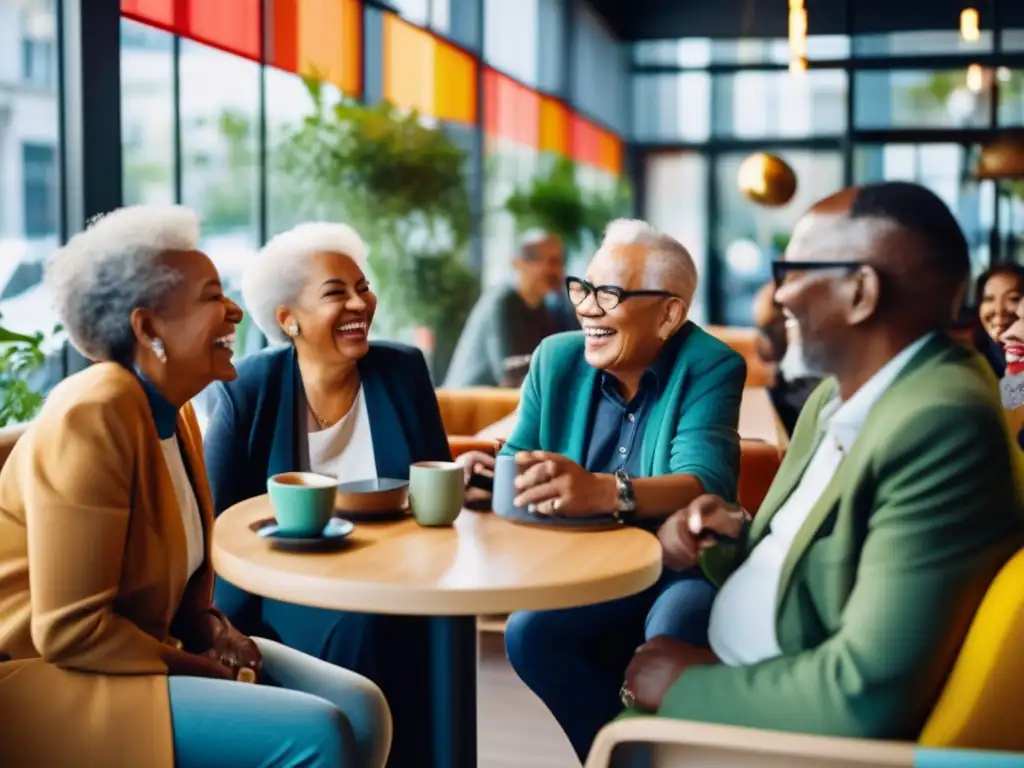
top-left (307, 385), bottom-right (378, 483)
top-left (159, 436), bottom-right (205, 580)
top-left (708, 333), bottom-right (933, 666)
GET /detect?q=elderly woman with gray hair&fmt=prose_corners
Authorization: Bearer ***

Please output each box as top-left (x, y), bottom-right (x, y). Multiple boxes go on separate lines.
top-left (203, 221), bottom-right (451, 767)
top-left (0, 206), bottom-right (391, 768)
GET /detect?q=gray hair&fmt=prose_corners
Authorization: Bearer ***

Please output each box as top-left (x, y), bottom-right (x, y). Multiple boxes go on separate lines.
top-left (517, 229), bottom-right (559, 262)
top-left (242, 222), bottom-right (369, 345)
top-left (45, 205), bottom-right (200, 363)
top-left (600, 219), bottom-right (698, 308)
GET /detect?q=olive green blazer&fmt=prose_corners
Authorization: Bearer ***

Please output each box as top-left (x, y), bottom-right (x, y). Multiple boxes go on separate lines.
top-left (661, 334), bottom-right (1024, 739)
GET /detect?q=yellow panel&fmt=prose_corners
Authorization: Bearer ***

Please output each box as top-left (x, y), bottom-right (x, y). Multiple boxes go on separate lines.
top-left (433, 43), bottom-right (476, 124)
top-left (539, 98), bottom-right (569, 156)
top-left (384, 14), bottom-right (434, 114)
top-left (297, 0), bottom-right (361, 94)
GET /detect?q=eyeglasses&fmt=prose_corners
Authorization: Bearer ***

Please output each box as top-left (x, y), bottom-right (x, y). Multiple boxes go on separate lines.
top-left (771, 259), bottom-right (866, 287)
top-left (566, 277), bottom-right (678, 312)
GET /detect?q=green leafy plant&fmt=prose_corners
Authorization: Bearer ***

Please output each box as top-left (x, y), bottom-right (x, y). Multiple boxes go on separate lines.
top-left (502, 157), bottom-right (633, 252)
top-left (0, 324), bottom-right (48, 427)
top-left (275, 78), bottom-right (478, 372)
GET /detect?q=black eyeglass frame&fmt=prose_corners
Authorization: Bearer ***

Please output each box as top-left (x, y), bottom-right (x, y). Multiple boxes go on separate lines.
top-left (771, 260), bottom-right (867, 287)
top-left (565, 276), bottom-right (679, 312)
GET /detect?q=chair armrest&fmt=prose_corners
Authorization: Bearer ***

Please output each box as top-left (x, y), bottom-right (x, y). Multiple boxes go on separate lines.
top-left (584, 718), bottom-right (915, 768)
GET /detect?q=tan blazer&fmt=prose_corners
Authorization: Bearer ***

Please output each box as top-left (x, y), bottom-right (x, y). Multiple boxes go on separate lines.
top-left (0, 363), bottom-right (221, 768)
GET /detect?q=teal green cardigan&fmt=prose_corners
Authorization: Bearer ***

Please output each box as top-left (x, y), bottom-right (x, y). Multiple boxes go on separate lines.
top-left (501, 324), bottom-right (747, 501)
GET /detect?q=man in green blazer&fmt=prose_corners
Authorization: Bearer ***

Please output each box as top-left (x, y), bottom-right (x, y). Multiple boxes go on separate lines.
top-left (496, 219), bottom-right (747, 761)
top-left (621, 182), bottom-right (1024, 745)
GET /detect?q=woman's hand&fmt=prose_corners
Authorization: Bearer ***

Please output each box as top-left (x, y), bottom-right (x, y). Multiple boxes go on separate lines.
top-left (513, 451), bottom-right (618, 517)
top-left (658, 494), bottom-right (746, 572)
top-left (197, 611), bottom-right (262, 680)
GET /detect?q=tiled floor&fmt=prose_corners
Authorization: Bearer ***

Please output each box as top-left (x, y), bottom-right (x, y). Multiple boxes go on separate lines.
top-left (478, 632), bottom-right (580, 768)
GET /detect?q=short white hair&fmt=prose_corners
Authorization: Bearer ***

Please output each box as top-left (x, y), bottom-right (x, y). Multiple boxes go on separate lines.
top-left (45, 204), bottom-right (200, 362)
top-left (243, 221), bottom-right (369, 344)
top-left (600, 219), bottom-right (698, 307)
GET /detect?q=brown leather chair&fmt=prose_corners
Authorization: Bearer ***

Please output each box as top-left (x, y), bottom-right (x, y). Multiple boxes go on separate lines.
top-left (738, 440), bottom-right (781, 515)
top-left (706, 326), bottom-right (773, 389)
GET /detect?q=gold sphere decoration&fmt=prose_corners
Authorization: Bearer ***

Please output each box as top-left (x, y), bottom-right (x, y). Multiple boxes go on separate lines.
top-left (737, 152), bottom-right (798, 207)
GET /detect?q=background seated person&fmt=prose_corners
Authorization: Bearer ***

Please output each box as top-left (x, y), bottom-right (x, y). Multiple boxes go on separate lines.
top-left (203, 221), bottom-right (448, 767)
top-left (0, 206), bottom-right (389, 768)
top-left (444, 230), bottom-right (568, 388)
top-left (973, 263), bottom-right (1024, 378)
top-left (488, 219), bottom-right (747, 762)
top-left (622, 182), bottom-right (1024, 745)
top-left (752, 280), bottom-right (821, 435)
top-left (999, 294), bottom-right (1024, 447)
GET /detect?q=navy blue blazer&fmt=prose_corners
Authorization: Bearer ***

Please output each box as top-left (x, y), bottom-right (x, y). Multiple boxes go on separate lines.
top-left (203, 342), bottom-right (452, 623)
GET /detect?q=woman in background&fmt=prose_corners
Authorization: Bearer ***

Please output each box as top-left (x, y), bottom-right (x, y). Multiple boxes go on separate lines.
top-left (0, 206), bottom-right (390, 768)
top-left (974, 263), bottom-right (1024, 377)
top-left (203, 221), bottom-right (450, 767)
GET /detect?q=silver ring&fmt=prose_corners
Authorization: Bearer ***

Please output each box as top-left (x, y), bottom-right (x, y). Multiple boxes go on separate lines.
top-left (619, 684), bottom-right (635, 709)
top-left (550, 498), bottom-right (562, 514)
top-left (527, 503), bottom-right (539, 515)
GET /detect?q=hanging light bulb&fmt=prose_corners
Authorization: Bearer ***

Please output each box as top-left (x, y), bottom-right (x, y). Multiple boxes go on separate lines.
top-left (960, 8), bottom-right (980, 42)
top-left (788, 0), bottom-right (807, 74)
top-left (789, 56), bottom-right (808, 74)
top-left (966, 63), bottom-right (984, 92)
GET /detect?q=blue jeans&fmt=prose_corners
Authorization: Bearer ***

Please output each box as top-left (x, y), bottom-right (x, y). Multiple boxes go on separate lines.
top-left (169, 637), bottom-right (392, 768)
top-left (505, 567), bottom-right (715, 762)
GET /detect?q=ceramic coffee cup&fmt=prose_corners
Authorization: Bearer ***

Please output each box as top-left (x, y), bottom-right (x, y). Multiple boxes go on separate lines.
top-left (409, 461), bottom-right (464, 526)
top-left (267, 472), bottom-right (337, 536)
top-left (492, 454), bottom-right (531, 521)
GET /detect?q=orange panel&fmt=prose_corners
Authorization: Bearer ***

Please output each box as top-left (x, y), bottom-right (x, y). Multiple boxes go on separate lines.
top-left (121, 0), bottom-right (174, 28)
top-left (184, 0), bottom-right (261, 60)
top-left (539, 97), bottom-right (570, 156)
top-left (598, 130), bottom-right (623, 175)
top-left (383, 14), bottom-right (434, 114)
top-left (434, 42), bottom-right (477, 124)
top-left (296, 0), bottom-right (362, 94)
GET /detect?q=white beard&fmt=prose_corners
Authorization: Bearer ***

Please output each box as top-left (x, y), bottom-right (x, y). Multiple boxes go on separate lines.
top-left (778, 337), bottom-right (816, 382)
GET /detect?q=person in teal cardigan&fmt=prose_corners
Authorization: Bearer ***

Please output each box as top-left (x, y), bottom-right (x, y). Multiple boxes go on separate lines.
top-left (620, 182), bottom-right (1024, 753)
top-left (490, 219), bottom-right (747, 761)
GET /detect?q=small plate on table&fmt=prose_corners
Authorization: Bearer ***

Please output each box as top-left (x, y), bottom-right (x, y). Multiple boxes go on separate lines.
top-left (334, 478), bottom-right (410, 522)
top-left (252, 517), bottom-right (355, 551)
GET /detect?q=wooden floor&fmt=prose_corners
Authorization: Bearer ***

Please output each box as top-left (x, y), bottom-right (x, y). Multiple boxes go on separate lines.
top-left (478, 631), bottom-right (580, 768)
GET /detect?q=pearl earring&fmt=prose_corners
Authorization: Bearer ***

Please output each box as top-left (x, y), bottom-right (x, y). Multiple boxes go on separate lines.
top-left (151, 338), bottom-right (167, 363)
top-left (288, 323), bottom-right (300, 337)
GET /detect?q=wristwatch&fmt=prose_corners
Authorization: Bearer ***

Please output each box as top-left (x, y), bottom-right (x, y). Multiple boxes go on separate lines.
top-left (611, 468), bottom-right (637, 524)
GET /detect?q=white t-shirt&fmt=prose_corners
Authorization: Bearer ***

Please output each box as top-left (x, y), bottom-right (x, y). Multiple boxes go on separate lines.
top-left (159, 436), bottom-right (205, 580)
top-left (307, 385), bottom-right (378, 483)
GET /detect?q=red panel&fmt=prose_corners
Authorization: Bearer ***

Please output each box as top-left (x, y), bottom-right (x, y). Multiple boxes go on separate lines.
top-left (183, 0), bottom-right (261, 60)
top-left (121, 0), bottom-right (175, 28)
top-left (266, 0), bottom-right (299, 72)
top-left (571, 115), bottom-right (603, 167)
top-left (483, 68), bottom-right (539, 148)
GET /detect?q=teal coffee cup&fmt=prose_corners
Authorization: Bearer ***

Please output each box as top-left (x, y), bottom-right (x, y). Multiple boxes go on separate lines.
top-left (409, 461), bottom-right (464, 527)
top-left (267, 472), bottom-right (337, 536)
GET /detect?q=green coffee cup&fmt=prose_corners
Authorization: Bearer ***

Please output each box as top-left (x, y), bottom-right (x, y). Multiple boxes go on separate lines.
top-left (267, 472), bottom-right (337, 536)
top-left (409, 461), bottom-right (464, 527)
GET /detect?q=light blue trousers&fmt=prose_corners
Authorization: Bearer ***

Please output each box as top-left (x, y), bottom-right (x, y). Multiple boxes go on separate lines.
top-left (169, 637), bottom-right (392, 768)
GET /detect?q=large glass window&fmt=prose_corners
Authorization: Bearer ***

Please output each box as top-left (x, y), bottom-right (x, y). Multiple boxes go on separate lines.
top-left (998, 68), bottom-right (1024, 126)
top-left (633, 36), bottom-right (850, 67)
top-left (483, 0), bottom-right (539, 86)
top-left (854, 69), bottom-right (992, 129)
top-left (715, 151), bottom-right (844, 326)
top-left (713, 70), bottom-right (847, 138)
top-left (0, 0), bottom-right (60, 338)
top-left (632, 73), bottom-right (711, 143)
top-left (572, 2), bottom-right (627, 133)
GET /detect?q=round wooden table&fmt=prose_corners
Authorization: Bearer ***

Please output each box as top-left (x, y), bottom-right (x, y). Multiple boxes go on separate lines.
top-left (213, 496), bottom-right (663, 768)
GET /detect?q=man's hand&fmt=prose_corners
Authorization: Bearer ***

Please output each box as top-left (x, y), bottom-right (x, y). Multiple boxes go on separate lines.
top-left (198, 611), bottom-right (262, 680)
top-left (658, 494), bottom-right (746, 572)
top-left (512, 451), bottom-right (617, 517)
top-left (623, 637), bottom-right (719, 713)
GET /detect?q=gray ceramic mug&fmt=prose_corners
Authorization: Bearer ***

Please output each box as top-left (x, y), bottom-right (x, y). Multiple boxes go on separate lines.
top-left (409, 461), bottom-right (464, 526)
top-left (492, 454), bottom-right (532, 521)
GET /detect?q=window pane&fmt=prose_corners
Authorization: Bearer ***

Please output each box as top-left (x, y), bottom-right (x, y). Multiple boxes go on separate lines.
top-left (852, 30), bottom-right (993, 57)
top-left (998, 68), bottom-right (1024, 126)
top-left (853, 143), bottom-right (990, 279)
top-left (644, 152), bottom-right (708, 324)
top-left (179, 39), bottom-right (261, 355)
top-left (715, 151), bottom-right (843, 325)
top-left (713, 70), bottom-right (847, 139)
top-left (430, 0), bottom-right (481, 51)
top-left (483, 0), bottom-right (538, 85)
top-left (388, 0), bottom-right (428, 25)
top-left (572, 2), bottom-right (626, 134)
top-left (854, 70), bottom-right (991, 129)
top-left (0, 0), bottom-right (60, 340)
top-left (632, 73), bottom-right (710, 142)
top-left (121, 19), bottom-right (175, 207)
top-left (633, 36), bottom-right (849, 67)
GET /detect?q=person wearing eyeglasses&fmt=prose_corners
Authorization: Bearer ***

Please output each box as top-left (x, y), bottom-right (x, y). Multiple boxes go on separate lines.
top-left (618, 182), bottom-right (1023, 749)
top-left (493, 219), bottom-right (747, 761)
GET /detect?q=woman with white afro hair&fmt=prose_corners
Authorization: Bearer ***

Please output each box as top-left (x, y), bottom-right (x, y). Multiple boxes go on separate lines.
top-left (203, 221), bottom-right (451, 766)
top-left (0, 206), bottom-right (391, 768)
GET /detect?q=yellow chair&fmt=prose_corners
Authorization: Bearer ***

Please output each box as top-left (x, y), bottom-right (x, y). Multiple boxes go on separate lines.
top-left (585, 547), bottom-right (1024, 767)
